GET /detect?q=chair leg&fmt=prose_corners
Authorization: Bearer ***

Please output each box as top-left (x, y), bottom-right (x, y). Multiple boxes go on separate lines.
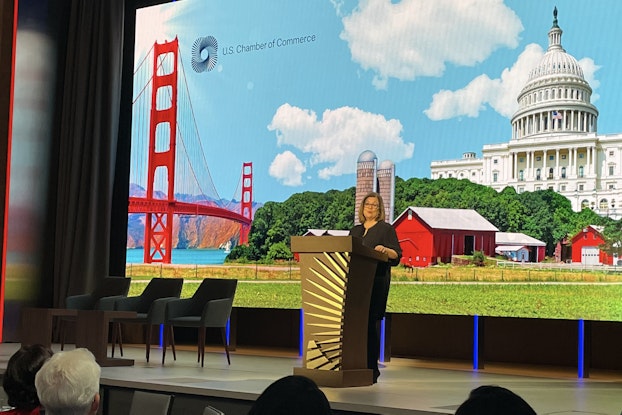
top-left (170, 326), bottom-right (177, 361)
top-left (162, 325), bottom-right (176, 365)
top-left (111, 322), bottom-right (118, 357)
top-left (199, 327), bottom-right (206, 367)
top-left (110, 322), bottom-right (124, 358)
top-left (196, 328), bottom-right (201, 363)
top-left (221, 327), bottom-right (231, 365)
top-left (161, 325), bottom-right (168, 365)
top-left (117, 323), bottom-right (124, 357)
top-left (145, 325), bottom-right (152, 362)
top-left (59, 319), bottom-right (66, 351)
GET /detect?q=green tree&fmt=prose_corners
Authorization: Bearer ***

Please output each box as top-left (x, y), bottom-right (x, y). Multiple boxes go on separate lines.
top-left (516, 190), bottom-right (557, 254)
top-left (235, 189), bottom-right (356, 261)
top-left (226, 243), bottom-right (260, 262)
top-left (234, 175), bottom-right (601, 262)
top-left (248, 202), bottom-right (278, 256)
top-left (488, 187), bottom-right (526, 232)
top-left (598, 219), bottom-right (622, 259)
top-left (265, 218), bottom-right (290, 250)
top-left (266, 241), bottom-right (294, 261)
top-left (321, 188), bottom-right (355, 229)
top-left (472, 250), bottom-right (485, 266)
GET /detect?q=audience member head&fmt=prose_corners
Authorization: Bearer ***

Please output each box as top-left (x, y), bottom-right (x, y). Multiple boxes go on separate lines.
top-left (248, 375), bottom-right (331, 415)
top-left (3, 344), bottom-right (53, 411)
top-left (34, 348), bottom-right (101, 415)
top-left (455, 385), bottom-right (537, 415)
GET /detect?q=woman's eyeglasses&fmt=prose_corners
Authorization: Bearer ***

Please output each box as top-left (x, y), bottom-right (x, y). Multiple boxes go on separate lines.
top-left (364, 202), bottom-right (379, 209)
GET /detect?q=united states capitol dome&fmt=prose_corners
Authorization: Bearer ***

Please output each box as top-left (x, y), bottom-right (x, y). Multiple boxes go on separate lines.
top-left (525, 7), bottom-right (584, 84)
top-left (511, 7), bottom-right (598, 140)
top-left (527, 47), bottom-right (584, 82)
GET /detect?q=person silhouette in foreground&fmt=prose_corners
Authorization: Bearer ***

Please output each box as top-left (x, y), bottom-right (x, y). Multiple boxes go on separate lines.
top-left (455, 385), bottom-right (537, 415)
top-left (35, 348), bottom-right (101, 415)
top-left (248, 375), bottom-right (332, 415)
top-left (2, 344), bottom-right (53, 415)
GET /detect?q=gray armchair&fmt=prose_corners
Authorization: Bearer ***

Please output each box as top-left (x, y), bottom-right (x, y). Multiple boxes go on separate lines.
top-left (60, 276), bottom-right (131, 350)
top-left (111, 278), bottom-right (184, 362)
top-left (162, 278), bottom-right (237, 366)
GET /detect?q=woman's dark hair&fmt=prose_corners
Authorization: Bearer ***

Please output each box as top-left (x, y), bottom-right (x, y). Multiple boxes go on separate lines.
top-left (3, 344), bottom-right (53, 410)
top-left (248, 375), bottom-right (331, 415)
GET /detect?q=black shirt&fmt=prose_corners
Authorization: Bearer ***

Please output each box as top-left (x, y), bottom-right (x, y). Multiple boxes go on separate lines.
top-left (350, 221), bottom-right (402, 319)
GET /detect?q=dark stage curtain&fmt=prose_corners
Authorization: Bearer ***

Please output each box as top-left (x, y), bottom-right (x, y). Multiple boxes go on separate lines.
top-left (53, 0), bottom-right (125, 306)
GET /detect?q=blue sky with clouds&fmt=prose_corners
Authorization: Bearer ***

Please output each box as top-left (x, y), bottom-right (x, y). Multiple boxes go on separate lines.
top-left (133, 0), bottom-right (621, 204)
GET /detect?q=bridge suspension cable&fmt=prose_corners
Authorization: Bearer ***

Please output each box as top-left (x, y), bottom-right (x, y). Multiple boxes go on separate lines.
top-left (175, 52), bottom-right (222, 203)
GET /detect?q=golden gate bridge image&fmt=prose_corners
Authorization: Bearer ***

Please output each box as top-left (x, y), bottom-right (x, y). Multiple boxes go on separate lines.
top-left (129, 38), bottom-right (253, 264)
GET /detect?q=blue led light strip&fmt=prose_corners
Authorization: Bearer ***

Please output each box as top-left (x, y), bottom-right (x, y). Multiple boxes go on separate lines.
top-left (578, 319), bottom-right (585, 378)
top-left (226, 318), bottom-right (231, 344)
top-left (299, 308), bottom-right (304, 357)
top-left (473, 315), bottom-right (479, 370)
top-left (379, 317), bottom-right (386, 362)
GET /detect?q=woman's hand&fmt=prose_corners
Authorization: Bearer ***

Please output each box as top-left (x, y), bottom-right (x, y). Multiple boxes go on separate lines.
top-left (375, 245), bottom-right (395, 259)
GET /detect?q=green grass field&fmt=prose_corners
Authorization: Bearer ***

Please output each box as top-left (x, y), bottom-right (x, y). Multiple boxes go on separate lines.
top-left (387, 283), bottom-right (622, 320)
top-left (127, 263), bottom-right (622, 321)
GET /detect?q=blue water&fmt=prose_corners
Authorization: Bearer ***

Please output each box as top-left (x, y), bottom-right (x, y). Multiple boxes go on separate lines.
top-left (126, 248), bottom-right (228, 265)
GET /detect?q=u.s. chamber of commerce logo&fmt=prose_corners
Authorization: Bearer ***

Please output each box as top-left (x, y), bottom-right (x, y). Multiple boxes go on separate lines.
top-left (191, 35), bottom-right (218, 73)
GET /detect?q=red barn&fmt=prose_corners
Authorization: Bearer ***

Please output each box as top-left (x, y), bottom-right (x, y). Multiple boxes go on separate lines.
top-left (570, 225), bottom-right (614, 265)
top-left (393, 207), bottom-right (498, 267)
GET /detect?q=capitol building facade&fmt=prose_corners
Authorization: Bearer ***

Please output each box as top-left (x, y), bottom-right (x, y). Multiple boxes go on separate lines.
top-left (430, 9), bottom-right (622, 219)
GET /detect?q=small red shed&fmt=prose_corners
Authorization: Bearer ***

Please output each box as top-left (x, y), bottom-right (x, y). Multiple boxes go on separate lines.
top-left (393, 207), bottom-right (498, 267)
top-left (570, 225), bottom-right (613, 265)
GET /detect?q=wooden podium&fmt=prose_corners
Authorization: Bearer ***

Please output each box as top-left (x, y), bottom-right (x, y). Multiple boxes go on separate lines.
top-left (291, 235), bottom-right (387, 387)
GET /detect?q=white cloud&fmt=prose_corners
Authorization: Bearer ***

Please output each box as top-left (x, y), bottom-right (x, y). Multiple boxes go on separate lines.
top-left (372, 75), bottom-right (388, 91)
top-left (267, 103), bottom-right (414, 181)
top-left (340, 0), bottom-right (523, 88)
top-left (425, 43), bottom-right (543, 120)
top-left (579, 58), bottom-right (601, 102)
top-left (424, 74), bottom-right (496, 120)
top-left (268, 151), bottom-right (306, 186)
top-left (330, 0), bottom-right (346, 17)
top-left (424, 44), bottom-right (603, 121)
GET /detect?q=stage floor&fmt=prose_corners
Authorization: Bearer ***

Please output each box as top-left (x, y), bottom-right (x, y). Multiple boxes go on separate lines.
top-left (0, 343), bottom-right (621, 415)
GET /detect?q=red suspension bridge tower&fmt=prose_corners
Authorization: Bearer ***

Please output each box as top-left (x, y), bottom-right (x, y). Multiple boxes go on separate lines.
top-left (240, 162), bottom-right (253, 244)
top-left (130, 38), bottom-right (253, 264)
top-left (145, 39), bottom-right (178, 264)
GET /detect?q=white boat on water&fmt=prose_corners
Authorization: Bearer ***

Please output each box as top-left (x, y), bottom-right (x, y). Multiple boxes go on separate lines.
top-left (222, 240), bottom-right (232, 254)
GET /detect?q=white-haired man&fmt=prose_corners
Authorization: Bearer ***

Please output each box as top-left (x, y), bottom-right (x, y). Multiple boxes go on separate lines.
top-left (34, 348), bottom-right (101, 415)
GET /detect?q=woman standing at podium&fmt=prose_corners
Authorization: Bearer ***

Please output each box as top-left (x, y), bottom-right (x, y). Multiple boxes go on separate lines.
top-left (350, 192), bottom-right (402, 383)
